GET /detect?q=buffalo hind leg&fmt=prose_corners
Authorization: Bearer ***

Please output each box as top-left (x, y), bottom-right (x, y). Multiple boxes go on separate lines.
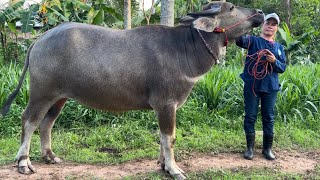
top-left (157, 134), bottom-right (165, 170)
top-left (155, 104), bottom-right (186, 180)
top-left (40, 98), bottom-right (67, 164)
top-left (15, 98), bottom-right (57, 174)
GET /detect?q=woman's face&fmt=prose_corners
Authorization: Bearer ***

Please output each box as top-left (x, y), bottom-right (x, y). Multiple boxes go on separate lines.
top-left (262, 18), bottom-right (278, 37)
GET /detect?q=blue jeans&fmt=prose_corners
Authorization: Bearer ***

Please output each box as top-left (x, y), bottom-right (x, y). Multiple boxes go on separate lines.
top-left (243, 85), bottom-right (278, 135)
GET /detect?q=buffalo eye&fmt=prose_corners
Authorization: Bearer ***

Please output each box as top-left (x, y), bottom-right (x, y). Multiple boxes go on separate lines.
top-left (230, 5), bottom-right (235, 11)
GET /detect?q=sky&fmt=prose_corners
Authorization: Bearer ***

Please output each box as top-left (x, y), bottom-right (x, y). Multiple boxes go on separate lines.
top-left (140, 0), bottom-right (153, 10)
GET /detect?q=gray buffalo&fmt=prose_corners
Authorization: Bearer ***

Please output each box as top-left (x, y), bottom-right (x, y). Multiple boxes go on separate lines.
top-left (1, 1), bottom-right (264, 179)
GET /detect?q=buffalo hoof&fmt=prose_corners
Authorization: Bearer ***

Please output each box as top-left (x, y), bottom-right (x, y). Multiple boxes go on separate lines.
top-left (18, 165), bottom-right (36, 174)
top-left (174, 173), bottom-right (187, 180)
top-left (158, 158), bottom-right (186, 179)
top-left (163, 163), bottom-right (186, 179)
top-left (42, 155), bottom-right (63, 164)
top-left (160, 162), bottom-right (165, 170)
top-left (157, 158), bottom-right (165, 170)
top-left (16, 159), bottom-right (36, 174)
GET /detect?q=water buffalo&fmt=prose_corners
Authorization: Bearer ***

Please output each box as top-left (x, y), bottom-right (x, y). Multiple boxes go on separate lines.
top-left (1, 1), bottom-right (264, 179)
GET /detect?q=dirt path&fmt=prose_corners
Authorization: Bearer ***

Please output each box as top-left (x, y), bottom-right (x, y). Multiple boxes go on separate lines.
top-left (1, 150), bottom-right (319, 179)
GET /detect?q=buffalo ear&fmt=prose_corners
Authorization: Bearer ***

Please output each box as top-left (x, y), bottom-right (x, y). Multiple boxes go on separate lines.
top-left (192, 17), bottom-right (217, 32)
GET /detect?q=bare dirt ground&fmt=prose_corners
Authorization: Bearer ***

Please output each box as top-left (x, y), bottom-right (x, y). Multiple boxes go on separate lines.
top-left (1, 150), bottom-right (319, 179)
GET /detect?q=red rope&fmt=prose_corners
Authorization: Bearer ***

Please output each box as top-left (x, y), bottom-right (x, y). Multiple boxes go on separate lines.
top-left (213, 13), bottom-right (261, 46)
top-left (214, 13), bottom-right (271, 96)
top-left (224, 13), bottom-right (261, 31)
top-left (244, 37), bottom-right (273, 96)
top-left (214, 13), bottom-right (270, 96)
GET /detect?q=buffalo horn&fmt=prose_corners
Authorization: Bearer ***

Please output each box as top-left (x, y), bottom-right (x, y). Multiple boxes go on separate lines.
top-left (187, 5), bottom-right (221, 17)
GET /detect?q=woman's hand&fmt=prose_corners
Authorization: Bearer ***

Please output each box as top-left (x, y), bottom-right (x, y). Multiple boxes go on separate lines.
top-left (265, 49), bottom-right (276, 63)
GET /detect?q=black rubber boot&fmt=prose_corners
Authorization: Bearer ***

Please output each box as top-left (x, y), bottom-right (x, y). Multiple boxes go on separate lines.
top-left (243, 133), bottom-right (255, 160)
top-left (262, 134), bottom-right (276, 160)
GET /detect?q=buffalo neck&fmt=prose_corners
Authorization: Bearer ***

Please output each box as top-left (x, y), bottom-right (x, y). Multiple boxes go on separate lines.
top-left (179, 26), bottom-right (224, 78)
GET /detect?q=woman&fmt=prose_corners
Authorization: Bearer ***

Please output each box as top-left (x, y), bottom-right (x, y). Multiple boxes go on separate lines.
top-left (236, 13), bottom-right (286, 160)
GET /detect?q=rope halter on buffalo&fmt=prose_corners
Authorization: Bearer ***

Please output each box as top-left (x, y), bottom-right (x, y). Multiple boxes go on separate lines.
top-left (197, 13), bottom-right (261, 60)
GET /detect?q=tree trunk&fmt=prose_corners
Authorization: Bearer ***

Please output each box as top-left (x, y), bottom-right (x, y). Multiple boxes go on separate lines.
top-left (0, 31), bottom-right (7, 63)
top-left (124, 0), bottom-right (131, 29)
top-left (142, 0), bottom-right (155, 25)
top-left (284, 0), bottom-right (291, 29)
top-left (14, 33), bottom-right (19, 61)
top-left (160, 0), bottom-right (174, 27)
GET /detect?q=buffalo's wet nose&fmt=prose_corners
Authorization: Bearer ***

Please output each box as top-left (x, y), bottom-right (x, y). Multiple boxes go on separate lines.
top-left (256, 9), bottom-right (263, 14)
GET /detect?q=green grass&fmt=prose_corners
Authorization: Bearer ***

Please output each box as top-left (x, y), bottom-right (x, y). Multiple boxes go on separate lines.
top-left (126, 167), bottom-right (320, 179)
top-left (0, 57), bottom-right (319, 178)
top-left (1, 116), bottom-right (319, 166)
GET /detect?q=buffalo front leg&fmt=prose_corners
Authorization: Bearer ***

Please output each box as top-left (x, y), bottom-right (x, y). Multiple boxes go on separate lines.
top-left (40, 98), bottom-right (67, 164)
top-left (157, 134), bottom-right (165, 170)
top-left (156, 105), bottom-right (186, 180)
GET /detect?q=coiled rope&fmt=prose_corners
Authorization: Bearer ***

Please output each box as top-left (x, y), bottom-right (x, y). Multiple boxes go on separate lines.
top-left (245, 37), bottom-right (274, 96)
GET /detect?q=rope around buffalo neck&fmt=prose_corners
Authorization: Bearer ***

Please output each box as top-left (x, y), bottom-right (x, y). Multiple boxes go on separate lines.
top-left (197, 28), bottom-right (218, 62)
top-left (196, 13), bottom-right (262, 65)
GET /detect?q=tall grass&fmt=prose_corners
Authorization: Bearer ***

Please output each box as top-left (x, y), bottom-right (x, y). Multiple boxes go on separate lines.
top-left (193, 66), bottom-right (244, 117)
top-left (0, 61), bottom-right (29, 107)
top-left (277, 65), bottom-right (320, 126)
top-left (1, 57), bottom-right (320, 168)
top-left (193, 63), bottom-right (320, 130)
top-left (0, 59), bottom-right (319, 136)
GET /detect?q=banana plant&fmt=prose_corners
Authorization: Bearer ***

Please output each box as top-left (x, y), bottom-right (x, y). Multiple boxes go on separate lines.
top-left (39, 0), bottom-right (122, 29)
top-left (20, 4), bottom-right (39, 33)
top-left (87, 0), bottom-right (123, 26)
top-left (277, 22), bottom-right (317, 65)
top-left (0, 0), bottom-right (25, 62)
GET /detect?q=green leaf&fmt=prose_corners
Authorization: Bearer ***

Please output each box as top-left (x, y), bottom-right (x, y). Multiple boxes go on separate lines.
top-left (0, 0), bottom-right (25, 23)
top-left (73, 1), bottom-right (91, 11)
top-left (287, 40), bottom-right (301, 51)
top-left (278, 28), bottom-right (289, 46)
top-left (92, 10), bottom-right (104, 25)
top-left (102, 5), bottom-right (123, 21)
top-left (293, 108), bottom-right (304, 121)
top-left (282, 23), bottom-right (291, 37)
top-left (305, 101), bottom-right (318, 113)
top-left (86, 8), bottom-right (98, 24)
top-left (7, 22), bottom-right (17, 34)
top-left (46, 6), bottom-right (69, 22)
top-left (20, 5), bottom-right (38, 33)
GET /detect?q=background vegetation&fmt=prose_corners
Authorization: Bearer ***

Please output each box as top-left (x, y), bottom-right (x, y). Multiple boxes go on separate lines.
top-left (0, 0), bottom-right (319, 179)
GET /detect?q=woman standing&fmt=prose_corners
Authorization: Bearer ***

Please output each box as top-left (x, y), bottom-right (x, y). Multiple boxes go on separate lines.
top-left (236, 13), bottom-right (286, 160)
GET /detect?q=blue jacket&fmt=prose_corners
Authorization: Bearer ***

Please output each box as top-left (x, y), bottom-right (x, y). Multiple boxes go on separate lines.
top-left (236, 36), bottom-right (286, 92)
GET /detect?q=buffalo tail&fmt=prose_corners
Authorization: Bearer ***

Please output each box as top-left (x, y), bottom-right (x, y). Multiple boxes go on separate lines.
top-left (1, 43), bottom-right (34, 117)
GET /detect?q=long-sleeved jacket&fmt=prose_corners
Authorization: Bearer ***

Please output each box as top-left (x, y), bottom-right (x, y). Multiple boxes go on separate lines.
top-left (236, 36), bottom-right (286, 92)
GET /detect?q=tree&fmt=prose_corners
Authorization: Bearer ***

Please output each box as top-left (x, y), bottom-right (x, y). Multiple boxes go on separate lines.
top-left (284, 0), bottom-right (291, 29)
top-left (0, 0), bottom-right (25, 62)
top-left (160, 0), bottom-right (174, 27)
top-left (124, 0), bottom-right (131, 29)
top-left (142, 0), bottom-right (155, 25)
